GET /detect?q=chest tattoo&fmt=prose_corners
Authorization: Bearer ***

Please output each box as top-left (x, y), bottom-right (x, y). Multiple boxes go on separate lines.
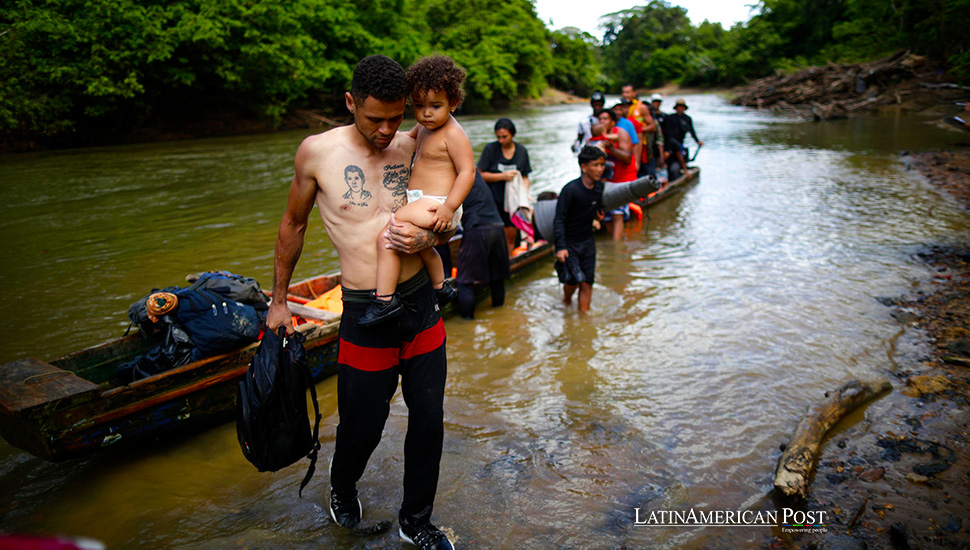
top-left (342, 164), bottom-right (371, 207)
top-left (382, 163), bottom-right (410, 211)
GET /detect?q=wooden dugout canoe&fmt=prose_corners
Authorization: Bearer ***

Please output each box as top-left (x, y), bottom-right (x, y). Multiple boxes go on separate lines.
top-left (0, 167), bottom-right (699, 462)
top-left (0, 237), bottom-right (553, 462)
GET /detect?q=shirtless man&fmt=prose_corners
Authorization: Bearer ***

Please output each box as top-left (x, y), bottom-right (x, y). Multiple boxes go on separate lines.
top-left (621, 84), bottom-right (657, 176)
top-left (265, 55), bottom-right (456, 550)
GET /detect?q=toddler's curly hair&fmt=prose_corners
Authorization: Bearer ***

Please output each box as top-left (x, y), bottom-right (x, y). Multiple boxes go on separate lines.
top-left (405, 55), bottom-right (466, 107)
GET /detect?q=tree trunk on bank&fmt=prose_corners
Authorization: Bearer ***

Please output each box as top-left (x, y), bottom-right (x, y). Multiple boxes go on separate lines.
top-left (774, 378), bottom-right (891, 498)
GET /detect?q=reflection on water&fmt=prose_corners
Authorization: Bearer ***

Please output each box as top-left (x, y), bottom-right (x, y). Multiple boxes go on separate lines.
top-left (1, 95), bottom-right (968, 549)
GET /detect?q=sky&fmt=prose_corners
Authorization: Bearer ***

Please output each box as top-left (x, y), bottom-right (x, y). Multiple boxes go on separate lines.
top-left (533, 0), bottom-right (759, 40)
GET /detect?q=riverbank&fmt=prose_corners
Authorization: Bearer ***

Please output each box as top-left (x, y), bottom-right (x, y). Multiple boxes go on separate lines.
top-left (730, 51), bottom-right (970, 121)
top-left (778, 151), bottom-right (970, 550)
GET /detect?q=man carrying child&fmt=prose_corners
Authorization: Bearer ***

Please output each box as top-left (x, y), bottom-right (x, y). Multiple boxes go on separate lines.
top-left (266, 54), bottom-right (456, 550)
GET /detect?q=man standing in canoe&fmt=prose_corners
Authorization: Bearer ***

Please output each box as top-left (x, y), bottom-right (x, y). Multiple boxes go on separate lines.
top-left (266, 55), bottom-right (456, 550)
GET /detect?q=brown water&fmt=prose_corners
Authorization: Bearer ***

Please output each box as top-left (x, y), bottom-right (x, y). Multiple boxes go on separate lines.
top-left (1, 95), bottom-right (968, 549)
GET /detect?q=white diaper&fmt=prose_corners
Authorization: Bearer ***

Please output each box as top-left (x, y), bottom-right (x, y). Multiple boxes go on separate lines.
top-left (406, 189), bottom-right (462, 230)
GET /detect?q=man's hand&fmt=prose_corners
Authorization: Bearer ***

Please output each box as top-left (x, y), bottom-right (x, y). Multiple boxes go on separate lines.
top-left (384, 213), bottom-right (437, 254)
top-left (266, 300), bottom-right (295, 335)
top-left (505, 170), bottom-right (520, 182)
top-left (556, 249), bottom-right (569, 263)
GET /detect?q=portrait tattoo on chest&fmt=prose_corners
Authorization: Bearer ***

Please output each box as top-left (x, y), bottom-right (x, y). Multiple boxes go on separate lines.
top-left (382, 163), bottom-right (410, 211)
top-left (342, 165), bottom-right (371, 207)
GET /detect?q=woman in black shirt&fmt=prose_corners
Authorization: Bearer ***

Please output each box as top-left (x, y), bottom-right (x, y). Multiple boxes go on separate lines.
top-left (477, 118), bottom-right (532, 255)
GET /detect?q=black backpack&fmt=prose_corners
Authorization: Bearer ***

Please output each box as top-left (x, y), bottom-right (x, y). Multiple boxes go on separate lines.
top-left (236, 328), bottom-right (321, 497)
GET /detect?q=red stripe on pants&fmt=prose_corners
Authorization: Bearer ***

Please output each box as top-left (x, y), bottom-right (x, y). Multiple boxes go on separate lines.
top-left (401, 318), bottom-right (445, 359)
top-left (337, 339), bottom-right (400, 371)
top-left (338, 318), bottom-right (446, 371)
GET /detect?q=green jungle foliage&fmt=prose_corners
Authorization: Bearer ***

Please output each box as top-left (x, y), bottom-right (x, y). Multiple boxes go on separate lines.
top-left (1, 0), bottom-right (967, 147)
top-left (0, 0), bottom-right (597, 146)
top-left (599, 0), bottom-right (970, 88)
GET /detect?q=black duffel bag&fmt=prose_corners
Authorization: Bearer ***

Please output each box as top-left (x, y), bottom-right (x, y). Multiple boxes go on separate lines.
top-left (236, 328), bottom-right (321, 497)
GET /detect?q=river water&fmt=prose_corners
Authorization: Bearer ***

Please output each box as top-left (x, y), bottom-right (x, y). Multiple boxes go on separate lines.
top-left (0, 94), bottom-right (967, 549)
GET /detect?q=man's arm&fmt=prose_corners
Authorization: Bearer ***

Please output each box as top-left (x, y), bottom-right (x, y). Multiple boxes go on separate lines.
top-left (384, 214), bottom-right (456, 253)
top-left (608, 128), bottom-right (633, 165)
top-left (266, 144), bottom-right (319, 333)
top-left (688, 116), bottom-right (702, 146)
top-left (640, 104), bottom-right (656, 134)
top-left (438, 124), bottom-right (476, 229)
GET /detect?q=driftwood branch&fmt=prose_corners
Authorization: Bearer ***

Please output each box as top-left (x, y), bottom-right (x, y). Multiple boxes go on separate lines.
top-left (774, 378), bottom-right (891, 498)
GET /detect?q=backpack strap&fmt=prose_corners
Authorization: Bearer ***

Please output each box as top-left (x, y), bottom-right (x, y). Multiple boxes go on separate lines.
top-left (298, 356), bottom-right (322, 498)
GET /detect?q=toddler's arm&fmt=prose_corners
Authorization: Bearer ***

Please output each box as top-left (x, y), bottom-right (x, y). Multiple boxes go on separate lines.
top-left (430, 122), bottom-right (475, 232)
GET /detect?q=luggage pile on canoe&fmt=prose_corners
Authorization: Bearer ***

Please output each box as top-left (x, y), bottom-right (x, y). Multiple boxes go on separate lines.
top-left (117, 271), bottom-right (269, 382)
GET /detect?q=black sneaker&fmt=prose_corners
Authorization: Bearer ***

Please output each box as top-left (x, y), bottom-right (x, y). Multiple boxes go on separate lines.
top-left (358, 292), bottom-right (403, 327)
top-left (435, 283), bottom-right (457, 306)
top-left (399, 520), bottom-right (454, 550)
top-left (328, 488), bottom-right (362, 528)
top-left (565, 255), bottom-right (585, 285)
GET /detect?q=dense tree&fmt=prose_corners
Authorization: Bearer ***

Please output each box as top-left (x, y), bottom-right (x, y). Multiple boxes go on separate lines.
top-left (423, 0), bottom-right (552, 107)
top-left (548, 27), bottom-right (602, 96)
top-left (2, 0), bottom-right (967, 150)
top-left (599, 0), bottom-right (969, 88)
top-left (2, 0), bottom-right (597, 148)
top-left (600, 1), bottom-right (693, 88)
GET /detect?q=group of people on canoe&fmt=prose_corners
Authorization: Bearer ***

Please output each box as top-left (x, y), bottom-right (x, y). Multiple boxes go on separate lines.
top-left (266, 54), bottom-right (701, 550)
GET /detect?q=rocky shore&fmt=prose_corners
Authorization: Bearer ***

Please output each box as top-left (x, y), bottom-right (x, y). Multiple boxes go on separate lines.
top-left (769, 150), bottom-right (970, 550)
top-left (730, 51), bottom-right (970, 121)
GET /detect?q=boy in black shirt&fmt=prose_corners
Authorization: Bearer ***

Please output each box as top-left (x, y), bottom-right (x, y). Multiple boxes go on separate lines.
top-left (553, 146), bottom-right (607, 312)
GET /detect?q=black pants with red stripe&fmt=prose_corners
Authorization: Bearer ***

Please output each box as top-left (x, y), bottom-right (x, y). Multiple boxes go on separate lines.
top-left (331, 269), bottom-right (447, 525)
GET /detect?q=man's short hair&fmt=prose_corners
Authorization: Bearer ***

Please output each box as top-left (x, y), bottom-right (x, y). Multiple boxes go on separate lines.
top-left (578, 146), bottom-right (607, 166)
top-left (344, 165), bottom-right (364, 179)
top-left (596, 108), bottom-right (618, 122)
top-left (406, 54), bottom-right (466, 107)
top-left (351, 55), bottom-right (406, 104)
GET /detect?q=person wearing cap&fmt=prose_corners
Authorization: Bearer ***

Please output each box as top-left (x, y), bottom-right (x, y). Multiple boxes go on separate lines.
top-left (573, 91), bottom-right (607, 153)
top-left (662, 98), bottom-right (703, 180)
top-left (621, 84), bottom-right (657, 176)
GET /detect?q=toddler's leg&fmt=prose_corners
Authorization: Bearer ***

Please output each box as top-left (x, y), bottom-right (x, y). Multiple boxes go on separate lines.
top-left (419, 247), bottom-right (445, 289)
top-left (359, 225), bottom-right (404, 327)
top-left (375, 228), bottom-right (402, 299)
top-left (419, 247), bottom-right (456, 307)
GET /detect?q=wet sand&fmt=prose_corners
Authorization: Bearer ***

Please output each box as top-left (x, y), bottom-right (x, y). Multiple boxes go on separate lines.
top-left (775, 150), bottom-right (970, 550)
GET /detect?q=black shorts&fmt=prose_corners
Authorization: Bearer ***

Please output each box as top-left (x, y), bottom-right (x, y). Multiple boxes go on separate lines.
top-left (557, 237), bottom-right (596, 284)
top-left (457, 224), bottom-right (511, 285)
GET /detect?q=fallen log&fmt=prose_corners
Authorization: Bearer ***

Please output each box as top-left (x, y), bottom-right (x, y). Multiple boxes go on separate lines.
top-left (774, 378), bottom-right (892, 498)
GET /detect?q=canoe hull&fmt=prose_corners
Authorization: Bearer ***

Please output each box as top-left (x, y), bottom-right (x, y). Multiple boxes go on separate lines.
top-left (0, 245), bottom-right (550, 461)
top-left (0, 166), bottom-right (698, 462)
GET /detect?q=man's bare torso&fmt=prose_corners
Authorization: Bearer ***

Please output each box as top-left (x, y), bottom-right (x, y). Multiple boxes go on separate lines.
top-left (297, 125), bottom-right (419, 290)
top-left (409, 117), bottom-right (463, 196)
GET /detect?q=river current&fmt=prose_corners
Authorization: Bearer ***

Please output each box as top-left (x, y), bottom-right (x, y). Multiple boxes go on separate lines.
top-left (0, 94), bottom-right (967, 549)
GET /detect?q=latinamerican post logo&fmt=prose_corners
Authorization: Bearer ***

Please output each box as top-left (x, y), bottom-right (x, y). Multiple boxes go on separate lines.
top-left (634, 508), bottom-right (828, 533)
